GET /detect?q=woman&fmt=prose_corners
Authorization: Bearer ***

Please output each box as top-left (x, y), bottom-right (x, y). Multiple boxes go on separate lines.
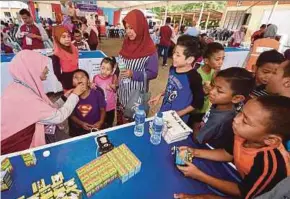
top-left (263, 24), bottom-right (278, 39)
top-left (229, 26), bottom-right (246, 47)
top-left (117, 9), bottom-right (158, 124)
top-left (81, 18), bottom-right (98, 50)
top-left (1, 50), bottom-right (86, 155)
top-left (52, 25), bottom-right (79, 92)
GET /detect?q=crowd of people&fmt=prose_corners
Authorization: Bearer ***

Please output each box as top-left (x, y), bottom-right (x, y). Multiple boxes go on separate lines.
top-left (1, 6), bottom-right (290, 199)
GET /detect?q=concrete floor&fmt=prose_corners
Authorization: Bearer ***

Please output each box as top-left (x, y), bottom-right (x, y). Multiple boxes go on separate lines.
top-left (98, 38), bottom-right (172, 117)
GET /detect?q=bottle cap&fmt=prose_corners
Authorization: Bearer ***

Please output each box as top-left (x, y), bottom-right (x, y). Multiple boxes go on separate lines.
top-left (157, 112), bottom-right (163, 118)
top-left (139, 104), bottom-right (145, 110)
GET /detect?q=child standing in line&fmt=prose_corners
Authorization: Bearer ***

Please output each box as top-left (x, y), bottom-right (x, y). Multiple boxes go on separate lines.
top-left (250, 49), bottom-right (285, 98)
top-left (189, 42), bottom-right (225, 130)
top-left (175, 96), bottom-right (290, 199)
top-left (69, 69), bottom-right (106, 137)
top-left (93, 57), bottom-right (118, 128)
top-left (194, 67), bottom-right (255, 148)
top-left (149, 35), bottom-right (204, 123)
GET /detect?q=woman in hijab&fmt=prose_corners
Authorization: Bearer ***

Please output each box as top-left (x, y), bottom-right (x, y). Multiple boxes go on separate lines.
top-left (117, 9), bottom-right (158, 124)
top-left (51, 25), bottom-right (79, 92)
top-left (1, 50), bottom-right (86, 155)
top-left (263, 24), bottom-right (278, 39)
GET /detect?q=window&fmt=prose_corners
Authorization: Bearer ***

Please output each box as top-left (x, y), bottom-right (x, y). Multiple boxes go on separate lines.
top-left (223, 11), bottom-right (250, 30)
top-left (4, 12), bottom-right (11, 18)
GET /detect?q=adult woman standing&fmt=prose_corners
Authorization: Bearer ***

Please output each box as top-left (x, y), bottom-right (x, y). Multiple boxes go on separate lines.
top-left (1, 50), bottom-right (86, 155)
top-left (117, 9), bottom-right (158, 124)
top-left (51, 25), bottom-right (79, 92)
top-left (81, 18), bottom-right (98, 50)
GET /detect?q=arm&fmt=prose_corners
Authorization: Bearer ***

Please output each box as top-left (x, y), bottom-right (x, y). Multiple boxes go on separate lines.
top-left (38, 94), bottom-right (79, 124)
top-left (132, 52), bottom-right (158, 81)
top-left (15, 26), bottom-right (22, 39)
top-left (177, 105), bottom-right (194, 117)
top-left (189, 71), bottom-right (205, 110)
top-left (190, 148), bottom-right (233, 162)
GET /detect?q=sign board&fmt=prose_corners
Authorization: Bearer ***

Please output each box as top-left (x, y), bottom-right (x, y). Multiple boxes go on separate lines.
top-left (76, 3), bottom-right (98, 12)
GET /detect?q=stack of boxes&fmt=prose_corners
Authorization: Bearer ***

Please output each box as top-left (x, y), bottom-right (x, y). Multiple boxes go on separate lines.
top-left (21, 152), bottom-right (37, 167)
top-left (76, 144), bottom-right (141, 197)
top-left (1, 158), bottom-right (13, 191)
top-left (17, 172), bottom-right (82, 199)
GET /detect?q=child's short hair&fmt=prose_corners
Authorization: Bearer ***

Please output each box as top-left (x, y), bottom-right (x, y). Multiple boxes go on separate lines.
top-left (101, 57), bottom-right (116, 70)
top-left (256, 50), bottom-right (285, 68)
top-left (203, 42), bottom-right (224, 59)
top-left (73, 29), bottom-right (81, 35)
top-left (216, 67), bottom-right (255, 97)
top-left (256, 95), bottom-right (290, 140)
top-left (176, 35), bottom-right (201, 59)
top-left (73, 69), bottom-right (90, 79)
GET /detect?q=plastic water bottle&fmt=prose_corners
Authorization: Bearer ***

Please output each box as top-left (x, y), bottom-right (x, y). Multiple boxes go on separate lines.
top-left (134, 105), bottom-right (146, 137)
top-left (150, 112), bottom-right (164, 145)
top-left (118, 57), bottom-right (130, 84)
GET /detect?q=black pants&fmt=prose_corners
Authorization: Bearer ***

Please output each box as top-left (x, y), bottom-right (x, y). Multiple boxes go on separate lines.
top-left (89, 43), bottom-right (98, 50)
top-left (105, 110), bottom-right (115, 128)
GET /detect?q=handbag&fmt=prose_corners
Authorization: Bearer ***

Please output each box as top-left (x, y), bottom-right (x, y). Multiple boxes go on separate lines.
top-left (124, 72), bottom-right (151, 119)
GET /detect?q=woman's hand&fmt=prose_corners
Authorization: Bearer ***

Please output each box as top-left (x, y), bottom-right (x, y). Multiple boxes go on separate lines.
top-left (120, 70), bottom-right (133, 79)
top-left (177, 161), bottom-right (204, 180)
top-left (64, 89), bottom-right (74, 98)
top-left (72, 83), bottom-right (86, 96)
top-left (148, 94), bottom-right (163, 106)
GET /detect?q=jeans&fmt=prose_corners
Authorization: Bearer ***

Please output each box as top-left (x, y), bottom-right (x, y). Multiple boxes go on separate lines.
top-left (158, 45), bottom-right (169, 65)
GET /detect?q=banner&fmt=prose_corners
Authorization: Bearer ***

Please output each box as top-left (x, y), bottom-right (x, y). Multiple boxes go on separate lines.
top-left (76, 3), bottom-right (98, 12)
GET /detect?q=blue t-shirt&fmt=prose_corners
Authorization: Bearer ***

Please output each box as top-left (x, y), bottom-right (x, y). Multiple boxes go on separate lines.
top-left (160, 67), bottom-right (204, 122)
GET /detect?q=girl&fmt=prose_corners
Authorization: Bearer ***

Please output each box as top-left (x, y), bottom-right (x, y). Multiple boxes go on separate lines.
top-left (69, 69), bottom-right (106, 137)
top-left (93, 57), bottom-right (118, 128)
top-left (51, 25), bottom-right (79, 92)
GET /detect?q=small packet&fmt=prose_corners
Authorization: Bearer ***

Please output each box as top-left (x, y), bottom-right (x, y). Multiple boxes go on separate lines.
top-left (171, 146), bottom-right (193, 166)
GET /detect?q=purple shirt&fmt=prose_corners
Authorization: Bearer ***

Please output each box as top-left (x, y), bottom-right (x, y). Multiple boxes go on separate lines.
top-left (72, 89), bottom-right (106, 125)
top-left (132, 52), bottom-right (158, 81)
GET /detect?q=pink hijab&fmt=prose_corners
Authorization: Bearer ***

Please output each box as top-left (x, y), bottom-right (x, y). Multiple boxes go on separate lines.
top-left (1, 50), bottom-right (57, 148)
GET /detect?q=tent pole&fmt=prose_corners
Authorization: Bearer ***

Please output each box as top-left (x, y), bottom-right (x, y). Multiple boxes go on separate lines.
top-left (205, 12), bottom-right (211, 31)
top-left (179, 14), bottom-right (183, 28)
top-left (197, 1), bottom-right (205, 27)
top-left (267, 1), bottom-right (278, 24)
top-left (163, 1), bottom-right (169, 25)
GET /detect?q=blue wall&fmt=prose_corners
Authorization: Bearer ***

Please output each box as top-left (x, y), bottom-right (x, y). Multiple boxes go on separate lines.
top-left (100, 7), bottom-right (118, 25)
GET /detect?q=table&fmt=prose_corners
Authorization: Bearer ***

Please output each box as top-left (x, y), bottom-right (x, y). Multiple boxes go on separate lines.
top-left (1, 121), bottom-right (240, 199)
top-left (1, 51), bottom-right (106, 95)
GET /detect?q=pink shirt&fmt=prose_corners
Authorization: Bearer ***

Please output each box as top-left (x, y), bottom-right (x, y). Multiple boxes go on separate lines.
top-left (93, 74), bottom-right (117, 111)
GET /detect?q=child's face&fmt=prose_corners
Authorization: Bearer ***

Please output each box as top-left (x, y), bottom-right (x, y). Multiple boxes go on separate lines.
top-left (209, 76), bottom-right (234, 105)
top-left (100, 62), bottom-right (113, 78)
top-left (233, 99), bottom-right (270, 142)
top-left (255, 63), bottom-right (280, 86)
top-left (59, 32), bottom-right (71, 47)
top-left (204, 50), bottom-right (225, 70)
top-left (74, 33), bottom-right (82, 42)
top-left (73, 71), bottom-right (89, 89)
top-left (173, 45), bottom-right (194, 68)
top-left (266, 61), bottom-right (289, 95)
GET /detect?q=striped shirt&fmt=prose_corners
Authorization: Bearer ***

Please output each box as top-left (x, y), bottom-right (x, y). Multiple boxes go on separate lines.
top-left (118, 53), bottom-right (158, 106)
top-left (250, 85), bottom-right (269, 98)
top-left (225, 135), bottom-right (290, 199)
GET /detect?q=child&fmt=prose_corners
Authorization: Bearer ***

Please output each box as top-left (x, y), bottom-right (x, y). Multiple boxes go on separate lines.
top-left (189, 42), bottom-right (225, 130)
top-left (93, 57), bottom-right (118, 128)
top-left (149, 35), bottom-right (204, 122)
top-left (194, 67), bottom-right (255, 148)
top-left (266, 60), bottom-right (290, 98)
top-left (250, 49), bottom-right (285, 98)
top-left (151, 28), bottom-right (160, 46)
top-left (69, 69), bottom-right (106, 137)
top-left (175, 96), bottom-right (290, 199)
top-left (72, 29), bottom-right (90, 51)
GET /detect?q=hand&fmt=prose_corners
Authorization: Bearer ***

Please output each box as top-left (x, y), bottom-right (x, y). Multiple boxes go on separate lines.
top-left (148, 94), bottom-right (162, 106)
top-left (81, 122), bottom-right (93, 131)
top-left (27, 33), bottom-right (37, 39)
top-left (203, 81), bottom-right (212, 95)
top-left (120, 70), bottom-right (133, 79)
top-left (89, 82), bottom-right (97, 90)
top-left (93, 121), bottom-right (103, 130)
top-left (64, 89), bottom-right (74, 98)
top-left (177, 161), bottom-right (204, 180)
top-left (72, 83), bottom-right (86, 96)
top-left (108, 84), bottom-right (117, 91)
top-left (174, 193), bottom-right (212, 199)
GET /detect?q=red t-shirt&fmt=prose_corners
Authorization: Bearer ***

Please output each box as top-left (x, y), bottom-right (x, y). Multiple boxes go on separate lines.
top-left (20, 24), bottom-right (44, 50)
top-left (159, 25), bottom-right (172, 47)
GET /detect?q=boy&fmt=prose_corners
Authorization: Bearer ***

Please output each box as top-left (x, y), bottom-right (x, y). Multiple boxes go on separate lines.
top-left (266, 60), bottom-right (290, 98)
top-left (69, 69), bottom-right (106, 137)
top-left (195, 67), bottom-right (255, 148)
top-left (149, 35), bottom-right (204, 122)
top-left (175, 96), bottom-right (290, 199)
top-left (72, 29), bottom-right (90, 51)
top-left (189, 42), bottom-right (225, 129)
top-left (250, 50), bottom-right (285, 98)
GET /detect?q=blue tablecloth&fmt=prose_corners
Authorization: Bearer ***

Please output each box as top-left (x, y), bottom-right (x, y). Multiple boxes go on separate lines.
top-left (1, 122), bottom-right (240, 199)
